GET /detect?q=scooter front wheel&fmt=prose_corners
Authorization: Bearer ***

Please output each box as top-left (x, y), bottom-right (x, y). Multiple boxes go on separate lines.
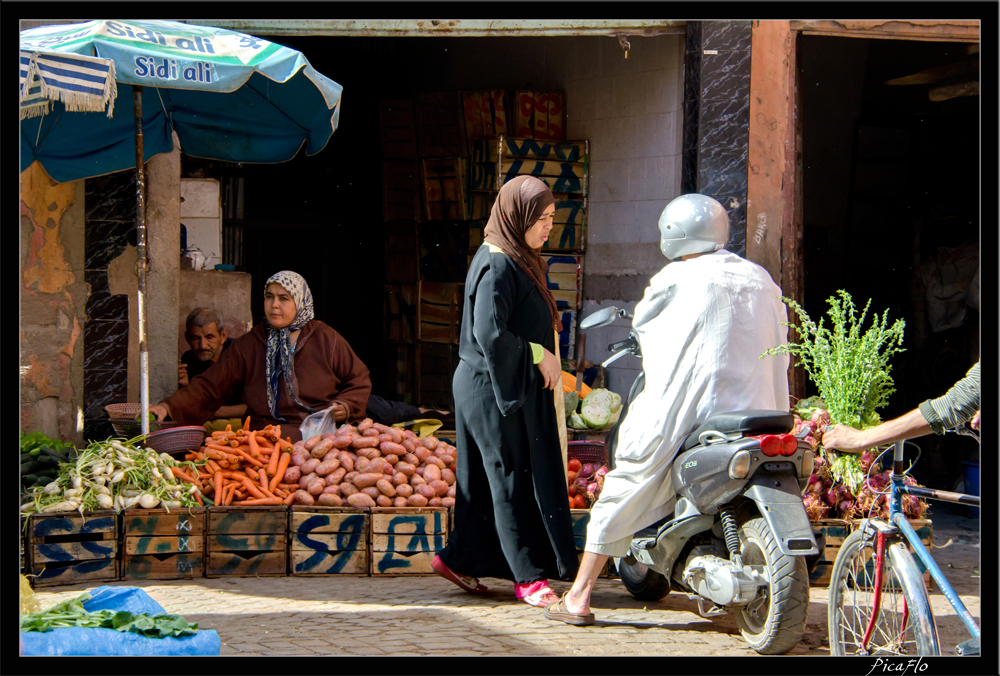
top-left (614, 557), bottom-right (670, 602)
top-left (733, 516), bottom-right (810, 654)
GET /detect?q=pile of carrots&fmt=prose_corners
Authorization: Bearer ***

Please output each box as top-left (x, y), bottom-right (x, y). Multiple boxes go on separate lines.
top-left (173, 418), bottom-right (299, 506)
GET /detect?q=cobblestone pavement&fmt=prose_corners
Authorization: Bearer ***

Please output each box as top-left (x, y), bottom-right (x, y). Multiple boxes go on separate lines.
top-left (31, 509), bottom-right (979, 657)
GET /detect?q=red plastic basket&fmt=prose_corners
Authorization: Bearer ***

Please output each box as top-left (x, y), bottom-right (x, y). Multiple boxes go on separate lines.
top-left (567, 441), bottom-right (607, 467)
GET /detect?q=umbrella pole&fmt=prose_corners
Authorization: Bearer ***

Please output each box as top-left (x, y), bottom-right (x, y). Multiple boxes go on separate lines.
top-left (134, 85), bottom-right (150, 437)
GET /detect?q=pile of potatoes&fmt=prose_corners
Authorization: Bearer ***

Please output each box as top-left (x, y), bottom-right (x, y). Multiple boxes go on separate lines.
top-left (285, 418), bottom-right (457, 509)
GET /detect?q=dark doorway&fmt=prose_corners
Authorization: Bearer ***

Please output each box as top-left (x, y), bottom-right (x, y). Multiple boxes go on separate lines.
top-left (799, 36), bottom-right (980, 490)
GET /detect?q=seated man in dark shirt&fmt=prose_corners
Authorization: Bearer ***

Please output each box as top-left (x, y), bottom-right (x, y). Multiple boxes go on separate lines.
top-left (180, 307), bottom-right (246, 431)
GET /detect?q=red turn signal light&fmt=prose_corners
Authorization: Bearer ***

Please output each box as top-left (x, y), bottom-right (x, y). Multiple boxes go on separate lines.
top-left (749, 433), bottom-right (799, 457)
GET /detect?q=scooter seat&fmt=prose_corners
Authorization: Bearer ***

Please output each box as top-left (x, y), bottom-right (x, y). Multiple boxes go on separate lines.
top-left (681, 410), bottom-right (794, 451)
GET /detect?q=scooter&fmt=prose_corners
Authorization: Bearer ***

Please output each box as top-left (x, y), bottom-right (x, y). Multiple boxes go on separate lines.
top-left (580, 306), bottom-right (820, 655)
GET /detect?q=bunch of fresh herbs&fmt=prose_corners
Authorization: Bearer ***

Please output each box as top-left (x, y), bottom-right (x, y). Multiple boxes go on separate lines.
top-left (763, 290), bottom-right (906, 491)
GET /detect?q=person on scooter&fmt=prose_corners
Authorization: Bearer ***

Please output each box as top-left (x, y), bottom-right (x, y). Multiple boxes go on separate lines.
top-left (546, 194), bottom-right (791, 625)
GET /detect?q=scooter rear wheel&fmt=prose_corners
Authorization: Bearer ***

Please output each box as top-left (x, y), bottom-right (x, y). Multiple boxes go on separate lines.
top-left (733, 516), bottom-right (810, 654)
top-left (614, 557), bottom-right (670, 602)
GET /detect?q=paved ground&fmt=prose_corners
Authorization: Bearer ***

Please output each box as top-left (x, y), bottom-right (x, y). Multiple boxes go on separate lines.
top-left (29, 506), bottom-right (980, 657)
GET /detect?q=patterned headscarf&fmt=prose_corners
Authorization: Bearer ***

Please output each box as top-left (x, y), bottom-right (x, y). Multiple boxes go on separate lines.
top-left (264, 271), bottom-right (316, 421)
top-left (483, 175), bottom-right (561, 330)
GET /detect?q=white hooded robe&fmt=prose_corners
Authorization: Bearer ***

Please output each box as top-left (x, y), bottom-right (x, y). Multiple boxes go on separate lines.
top-left (586, 250), bottom-right (790, 550)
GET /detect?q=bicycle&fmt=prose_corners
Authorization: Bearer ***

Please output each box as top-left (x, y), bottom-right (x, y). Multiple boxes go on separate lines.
top-left (827, 424), bottom-right (981, 656)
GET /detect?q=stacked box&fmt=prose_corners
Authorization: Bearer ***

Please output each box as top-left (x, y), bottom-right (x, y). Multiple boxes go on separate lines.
top-left (290, 507), bottom-right (370, 576)
top-left (27, 510), bottom-right (119, 587)
top-left (514, 91), bottom-right (565, 140)
top-left (422, 158), bottom-right (469, 221)
top-left (544, 254), bottom-right (582, 360)
top-left (382, 343), bottom-right (418, 405)
top-left (206, 506), bottom-right (287, 577)
top-left (416, 92), bottom-right (467, 158)
top-left (418, 281), bottom-right (464, 345)
top-left (122, 508), bottom-right (206, 580)
top-left (379, 99), bottom-right (418, 160)
top-left (371, 507), bottom-right (450, 575)
top-left (418, 341), bottom-right (460, 411)
top-left (384, 220), bottom-right (420, 283)
top-left (383, 162), bottom-right (423, 223)
top-left (384, 284), bottom-right (418, 343)
top-left (461, 90), bottom-right (509, 148)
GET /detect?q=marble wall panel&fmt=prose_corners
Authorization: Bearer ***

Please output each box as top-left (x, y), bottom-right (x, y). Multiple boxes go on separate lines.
top-left (699, 146), bottom-right (748, 195)
top-left (702, 21), bottom-right (753, 51)
top-left (723, 199), bottom-right (748, 257)
top-left (700, 49), bottom-right (752, 103)
top-left (85, 171), bottom-right (137, 221)
top-left (700, 99), bottom-right (751, 149)
top-left (83, 418), bottom-right (116, 443)
top-left (84, 269), bottom-right (128, 322)
top-left (84, 319), bottom-right (129, 371)
top-left (86, 219), bottom-right (136, 270)
top-left (83, 368), bottom-right (128, 419)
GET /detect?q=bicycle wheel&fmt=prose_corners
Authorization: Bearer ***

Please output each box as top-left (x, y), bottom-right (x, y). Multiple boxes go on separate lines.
top-left (828, 523), bottom-right (940, 656)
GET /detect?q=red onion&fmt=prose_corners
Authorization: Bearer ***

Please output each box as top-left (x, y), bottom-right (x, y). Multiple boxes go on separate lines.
top-left (580, 463), bottom-right (596, 479)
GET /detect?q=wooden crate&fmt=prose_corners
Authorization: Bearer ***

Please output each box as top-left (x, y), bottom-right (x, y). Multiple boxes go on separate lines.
top-left (545, 198), bottom-right (587, 252)
top-left (416, 91), bottom-right (467, 158)
top-left (384, 220), bottom-right (419, 283)
top-left (461, 90), bottom-right (509, 147)
top-left (418, 341), bottom-right (460, 411)
top-left (556, 309), bottom-right (577, 361)
top-left (383, 162), bottom-right (423, 223)
top-left (810, 519), bottom-right (934, 589)
top-left (290, 507), bottom-right (370, 576)
top-left (543, 254), bottom-right (582, 311)
top-left (496, 137), bottom-right (588, 196)
top-left (206, 506), bottom-right (287, 577)
top-left (382, 343), bottom-right (418, 404)
top-left (371, 507), bottom-right (450, 575)
top-left (514, 91), bottom-right (565, 140)
top-left (418, 221), bottom-right (471, 283)
top-left (808, 518), bottom-right (851, 587)
top-left (26, 510), bottom-right (118, 588)
top-left (384, 284), bottom-right (418, 343)
top-left (379, 99), bottom-right (418, 160)
top-left (422, 158), bottom-right (469, 221)
top-left (470, 138), bottom-right (499, 193)
top-left (122, 508), bottom-right (206, 580)
top-left (418, 281), bottom-right (463, 345)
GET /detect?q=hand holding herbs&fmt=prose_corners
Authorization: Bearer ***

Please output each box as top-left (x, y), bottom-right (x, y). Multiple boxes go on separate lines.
top-left (20, 592), bottom-right (198, 639)
top-left (20, 437), bottom-right (208, 515)
top-left (764, 290), bottom-right (927, 522)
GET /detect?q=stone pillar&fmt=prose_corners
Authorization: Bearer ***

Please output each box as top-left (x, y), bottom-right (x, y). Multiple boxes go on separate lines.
top-left (20, 163), bottom-right (88, 445)
top-left (683, 20), bottom-right (753, 256)
top-left (144, 134), bottom-right (182, 404)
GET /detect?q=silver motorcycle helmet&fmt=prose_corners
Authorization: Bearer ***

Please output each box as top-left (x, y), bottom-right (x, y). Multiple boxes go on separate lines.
top-left (658, 194), bottom-right (730, 260)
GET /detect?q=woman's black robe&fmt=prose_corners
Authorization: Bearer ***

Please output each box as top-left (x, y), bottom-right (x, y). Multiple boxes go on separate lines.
top-left (437, 245), bottom-right (579, 583)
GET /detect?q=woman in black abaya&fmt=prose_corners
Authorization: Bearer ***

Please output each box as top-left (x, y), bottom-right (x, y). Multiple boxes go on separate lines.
top-left (432, 175), bottom-right (578, 607)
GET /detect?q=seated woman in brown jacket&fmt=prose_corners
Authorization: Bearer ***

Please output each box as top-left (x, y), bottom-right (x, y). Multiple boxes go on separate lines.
top-left (149, 270), bottom-right (371, 442)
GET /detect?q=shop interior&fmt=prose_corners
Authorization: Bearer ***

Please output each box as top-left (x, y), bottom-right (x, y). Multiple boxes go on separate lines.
top-left (798, 35), bottom-right (980, 490)
top-left (180, 33), bottom-right (676, 412)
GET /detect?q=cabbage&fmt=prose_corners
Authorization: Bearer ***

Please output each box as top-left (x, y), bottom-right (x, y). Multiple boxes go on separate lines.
top-left (582, 388), bottom-right (614, 411)
top-left (580, 401), bottom-right (611, 429)
top-left (609, 392), bottom-right (622, 412)
top-left (569, 412), bottom-right (588, 430)
top-left (564, 390), bottom-right (580, 419)
top-left (608, 408), bottom-right (621, 426)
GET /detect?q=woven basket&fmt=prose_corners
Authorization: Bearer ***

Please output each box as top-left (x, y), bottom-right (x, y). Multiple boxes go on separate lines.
top-left (142, 426), bottom-right (208, 456)
top-left (105, 403), bottom-right (144, 420)
top-left (568, 441), bottom-right (607, 467)
top-left (110, 419), bottom-right (184, 438)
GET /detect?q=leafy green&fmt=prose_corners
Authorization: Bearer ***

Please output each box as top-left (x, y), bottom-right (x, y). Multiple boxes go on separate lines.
top-left (19, 592), bottom-right (198, 638)
top-left (20, 431), bottom-right (76, 456)
top-left (763, 290), bottom-right (905, 430)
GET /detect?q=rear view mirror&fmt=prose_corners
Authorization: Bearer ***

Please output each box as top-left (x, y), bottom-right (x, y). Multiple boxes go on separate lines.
top-left (581, 306), bottom-right (620, 330)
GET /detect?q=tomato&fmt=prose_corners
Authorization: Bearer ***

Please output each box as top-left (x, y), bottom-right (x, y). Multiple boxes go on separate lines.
top-left (572, 495), bottom-right (586, 510)
top-left (568, 483), bottom-right (578, 497)
top-left (567, 470), bottom-right (577, 484)
top-left (567, 458), bottom-right (582, 473)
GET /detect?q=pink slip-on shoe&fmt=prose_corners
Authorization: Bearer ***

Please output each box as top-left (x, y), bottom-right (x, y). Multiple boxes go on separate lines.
top-left (515, 579), bottom-right (560, 607)
top-left (431, 554), bottom-right (489, 594)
